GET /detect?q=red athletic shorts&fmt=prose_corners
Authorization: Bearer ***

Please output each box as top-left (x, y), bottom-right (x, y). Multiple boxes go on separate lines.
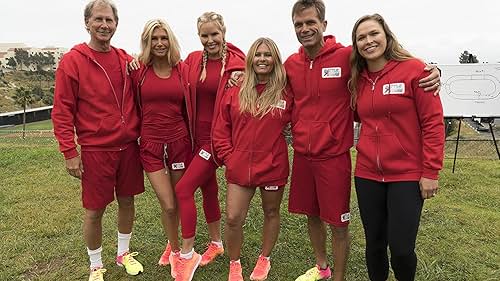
top-left (139, 137), bottom-right (191, 173)
top-left (288, 151), bottom-right (352, 227)
top-left (81, 142), bottom-right (145, 210)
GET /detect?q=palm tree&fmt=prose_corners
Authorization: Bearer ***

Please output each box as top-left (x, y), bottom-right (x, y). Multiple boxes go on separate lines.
top-left (12, 86), bottom-right (34, 139)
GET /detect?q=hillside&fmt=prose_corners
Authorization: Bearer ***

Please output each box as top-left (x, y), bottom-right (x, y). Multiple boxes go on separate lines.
top-left (0, 70), bottom-right (54, 112)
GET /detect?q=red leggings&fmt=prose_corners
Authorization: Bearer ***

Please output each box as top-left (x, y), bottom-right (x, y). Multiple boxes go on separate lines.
top-left (175, 146), bottom-right (221, 238)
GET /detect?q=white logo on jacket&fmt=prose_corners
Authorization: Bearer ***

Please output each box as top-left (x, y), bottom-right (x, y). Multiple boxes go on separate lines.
top-left (382, 83), bottom-right (405, 95)
top-left (322, 67), bottom-right (342, 78)
top-left (198, 149), bottom-right (211, 160)
top-left (274, 100), bottom-right (286, 110)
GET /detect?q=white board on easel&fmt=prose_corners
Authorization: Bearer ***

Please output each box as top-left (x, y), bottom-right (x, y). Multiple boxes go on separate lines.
top-left (437, 64), bottom-right (500, 117)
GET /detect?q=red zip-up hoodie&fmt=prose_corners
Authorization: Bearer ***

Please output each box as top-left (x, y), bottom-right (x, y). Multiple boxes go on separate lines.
top-left (284, 36), bottom-right (354, 159)
top-left (52, 43), bottom-right (140, 159)
top-left (213, 84), bottom-right (293, 187)
top-left (355, 59), bottom-right (445, 182)
top-left (184, 42), bottom-right (245, 165)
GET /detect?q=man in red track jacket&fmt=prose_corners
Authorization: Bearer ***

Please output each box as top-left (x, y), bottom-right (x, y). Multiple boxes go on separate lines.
top-left (287, 1), bottom-right (441, 281)
top-left (51, 1), bottom-right (144, 279)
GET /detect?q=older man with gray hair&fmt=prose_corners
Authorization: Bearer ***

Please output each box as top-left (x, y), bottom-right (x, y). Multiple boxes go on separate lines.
top-left (51, 1), bottom-right (144, 280)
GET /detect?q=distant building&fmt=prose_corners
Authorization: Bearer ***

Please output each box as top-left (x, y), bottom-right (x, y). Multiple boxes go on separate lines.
top-left (0, 43), bottom-right (67, 71)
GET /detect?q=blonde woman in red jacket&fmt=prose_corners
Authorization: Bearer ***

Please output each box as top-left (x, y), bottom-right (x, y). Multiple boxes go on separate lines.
top-left (173, 12), bottom-right (246, 281)
top-left (213, 37), bottom-right (292, 281)
top-left (130, 19), bottom-right (193, 278)
top-left (348, 14), bottom-right (445, 281)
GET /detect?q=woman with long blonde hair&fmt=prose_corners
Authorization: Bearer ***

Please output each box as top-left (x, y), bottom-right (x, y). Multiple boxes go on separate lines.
top-left (131, 18), bottom-right (190, 278)
top-left (213, 37), bottom-right (292, 281)
top-left (173, 12), bottom-right (246, 281)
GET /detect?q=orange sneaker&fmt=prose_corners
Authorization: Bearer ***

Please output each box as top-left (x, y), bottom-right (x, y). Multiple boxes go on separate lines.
top-left (200, 242), bottom-right (224, 266)
top-left (158, 242), bottom-right (172, 266)
top-left (228, 260), bottom-right (244, 281)
top-left (169, 250), bottom-right (180, 278)
top-left (250, 255), bottom-right (271, 280)
top-left (174, 252), bottom-right (201, 281)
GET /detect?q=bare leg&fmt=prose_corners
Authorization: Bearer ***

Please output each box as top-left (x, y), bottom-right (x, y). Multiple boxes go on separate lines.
top-left (147, 169), bottom-right (180, 252)
top-left (225, 183), bottom-right (255, 260)
top-left (116, 196), bottom-right (134, 234)
top-left (307, 216), bottom-right (328, 268)
top-left (259, 187), bottom-right (285, 257)
top-left (330, 225), bottom-right (350, 281)
top-left (83, 208), bottom-right (106, 250)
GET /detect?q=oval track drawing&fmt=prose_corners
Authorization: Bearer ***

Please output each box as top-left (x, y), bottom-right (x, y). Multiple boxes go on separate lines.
top-left (444, 74), bottom-right (500, 100)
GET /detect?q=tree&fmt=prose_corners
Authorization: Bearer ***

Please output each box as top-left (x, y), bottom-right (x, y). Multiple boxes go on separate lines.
top-left (7, 57), bottom-right (17, 69)
top-left (14, 48), bottom-right (30, 70)
top-left (12, 87), bottom-right (34, 139)
top-left (459, 50), bottom-right (479, 63)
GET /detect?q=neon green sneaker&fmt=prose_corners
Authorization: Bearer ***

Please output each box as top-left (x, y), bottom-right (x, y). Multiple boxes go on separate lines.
top-left (88, 268), bottom-right (106, 281)
top-left (295, 265), bottom-right (331, 281)
top-left (116, 252), bottom-right (144, 275)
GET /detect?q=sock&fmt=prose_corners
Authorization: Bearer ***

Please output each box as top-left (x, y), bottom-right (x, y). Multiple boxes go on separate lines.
top-left (231, 259), bottom-right (241, 264)
top-left (212, 240), bottom-right (223, 248)
top-left (117, 232), bottom-right (132, 257)
top-left (318, 263), bottom-right (329, 270)
top-left (260, 254), bottom-right (270, 261)
top-left (180, 248), bottom-right (194, 259)
top-left (87, 246), bottom-right (103, 270)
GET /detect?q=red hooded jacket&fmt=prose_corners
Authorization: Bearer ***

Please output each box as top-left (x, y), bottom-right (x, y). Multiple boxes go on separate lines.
top-left (213, 84), bottom-right (293, 187)
top-left (52, 43), bottom-right (140, 159)
top-left (184, 42), bottom-right (245, 165)
top-left (284, 36), bottom-right (354, 159)
top-left (355, 59), bottom-right (445, 182)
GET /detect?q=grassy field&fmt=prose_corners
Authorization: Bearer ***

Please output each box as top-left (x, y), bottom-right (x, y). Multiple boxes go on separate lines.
top-left (0, 135), bottom-right (499, 281)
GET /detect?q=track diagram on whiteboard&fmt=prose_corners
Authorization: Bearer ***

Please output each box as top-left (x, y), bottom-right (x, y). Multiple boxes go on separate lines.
top-left (443, 73), bottom-right (500, 100)
top-left (438, 64), bottom-right (500, 117)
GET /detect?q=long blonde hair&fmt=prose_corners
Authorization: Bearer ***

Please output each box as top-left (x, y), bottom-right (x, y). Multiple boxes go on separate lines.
top-left (197, 12), bottom-right (227, 82)
top-left (348, 13), bottom-right (414, 109)
top-left (138, 19), bottom-right (181, 66)
top-left (239, 38), bottom-right (287, 118)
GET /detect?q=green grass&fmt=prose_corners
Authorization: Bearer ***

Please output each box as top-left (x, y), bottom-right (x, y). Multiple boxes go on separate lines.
top-left (0, 137), bottom-right (499, 281)
top-left (0, 119), bottom-right (53, 131)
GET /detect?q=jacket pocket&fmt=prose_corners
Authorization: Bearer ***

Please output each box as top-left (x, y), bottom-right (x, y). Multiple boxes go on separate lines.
top-left (309, 121), bottom-right (336, 155)
top-left (225, 149), bottom-right (250, 185)
top-left (355, 134), bottom-right (377, 171)
top-left (251, 150), bottom-right (276, 183)
top-left (379, 135), bottom-right (413, 174)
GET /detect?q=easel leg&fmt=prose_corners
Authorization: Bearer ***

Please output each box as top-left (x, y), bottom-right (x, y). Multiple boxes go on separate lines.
top-left (452, 118), bottom-right (462, 173)
top-left (489, 122), bottom-right (500, 160)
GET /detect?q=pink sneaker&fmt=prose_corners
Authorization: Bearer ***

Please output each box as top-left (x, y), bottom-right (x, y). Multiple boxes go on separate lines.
top-left (169, 251), bottom-right (180, 278)
top-left (175, 252), bottom-right (201, 281)
top-left (158, 243), bottom-right (172, 266)
top-left (200, 242), bottom-right (224, 266)
top-left (228, 260), bottom-right (244, 281)
top-left (250, 255), bottom-right (271, 280)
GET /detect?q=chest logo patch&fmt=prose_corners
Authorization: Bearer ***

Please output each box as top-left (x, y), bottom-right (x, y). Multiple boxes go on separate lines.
top-left (322, 67), bottom-right (342, 78)
top-left (274, 100), bottom-right (286, 110)
top-left (383, 83), bottom-right (405, 95)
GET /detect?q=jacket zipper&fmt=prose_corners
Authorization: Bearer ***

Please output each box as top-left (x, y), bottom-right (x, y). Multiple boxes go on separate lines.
top-left (368, 75), bottom-right (384, 181)
top-left (307, 59), bottom-right (314, 156)
top-left (92, 59), bottom-right (123, 117)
